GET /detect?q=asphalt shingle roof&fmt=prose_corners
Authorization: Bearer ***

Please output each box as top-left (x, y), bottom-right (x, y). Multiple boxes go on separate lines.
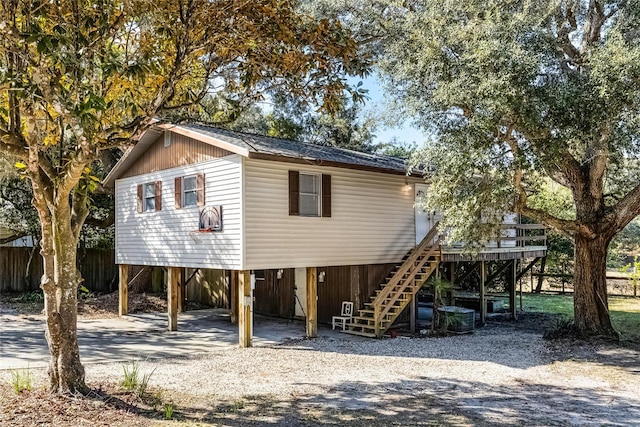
top-left (181, 123), bottom-right (411, 173)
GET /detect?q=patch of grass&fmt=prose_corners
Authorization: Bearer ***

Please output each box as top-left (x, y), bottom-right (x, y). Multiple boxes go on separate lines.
top-left (543, 315), bottom-right (577, 340)
top-left (610, 298), bottom-right (640, 342)
top-left (9, 368), bottom-right (32, 394)
top-left (520, 293), bottom-right (574, 317)
top-left (121, 361), bottom-right (141, 391)
top-left (521, 292), bottom-right (640, 341)
top-left (16, 291), bottom-right (44, 304)
top-left (137, 368), bottom-right (156, 398)
top-left (121, 360), bottom-right (155, 397)
top-left (231, 398), bottom-right (245, 412)
top-left (164, 403), bottom-right (175, 420)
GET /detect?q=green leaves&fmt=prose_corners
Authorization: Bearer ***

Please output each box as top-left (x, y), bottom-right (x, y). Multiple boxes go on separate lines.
top-left (326, 0), bottom-right (640, 244)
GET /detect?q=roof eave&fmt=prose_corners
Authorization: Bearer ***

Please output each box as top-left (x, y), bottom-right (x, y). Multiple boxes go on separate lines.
top-left (247, 152), bottom-right (421, 176)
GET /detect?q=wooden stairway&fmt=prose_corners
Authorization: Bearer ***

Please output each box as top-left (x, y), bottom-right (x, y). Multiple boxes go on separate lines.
top-left (343, 224), bottom-right (442, 338)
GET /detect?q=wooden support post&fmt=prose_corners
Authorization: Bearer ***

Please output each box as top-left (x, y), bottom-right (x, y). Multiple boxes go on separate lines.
top-left (450, 262), bottom-right (457, 286)
top-left (118, 264), bottom-right (128, 317)
top-left (167, 267), bottom-right (180, 331)
top-left (306, 267), bottom-right (318, 338)
top-left (409, 296), bottom-right (416, 333)
top-left (238, 270), bottom-right (252, 347)
top-left (535, 257), bottom-right (546, 293)
top-left (349, 266), bottom-right (360, 314)
top-left (479, 261), bottom-right (486, 326)
top-left (509, 260), bottom-right (517, 320)
top-left (177, 268), bottom-right (184, 313)
top-left (230, 270), bottom-right (239, 324)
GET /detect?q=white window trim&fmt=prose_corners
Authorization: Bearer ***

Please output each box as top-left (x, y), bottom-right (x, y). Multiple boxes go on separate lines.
top-left (299, 172), bottom-right (321, 217)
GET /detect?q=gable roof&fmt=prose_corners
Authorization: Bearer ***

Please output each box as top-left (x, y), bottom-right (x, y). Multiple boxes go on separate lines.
top-left (104, 123), bottom-right (413, 186)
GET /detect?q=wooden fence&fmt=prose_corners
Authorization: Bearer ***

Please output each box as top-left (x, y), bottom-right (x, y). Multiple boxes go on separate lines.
top-left (0, 247), bottom-right (120, 293)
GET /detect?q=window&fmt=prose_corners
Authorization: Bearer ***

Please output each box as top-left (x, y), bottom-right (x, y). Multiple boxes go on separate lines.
top-left (174, 173), bottom-right (205, 208)
top-left (137, 181), bottom-right (162, 213)
top-left (144, 183), bottom-right (156, 211)
top-left (289, 170), bottom-right (331, 217)
top-left (183, 176), bottom-right (197, 207)
top-left (299, 173), bottom-right (320, 216)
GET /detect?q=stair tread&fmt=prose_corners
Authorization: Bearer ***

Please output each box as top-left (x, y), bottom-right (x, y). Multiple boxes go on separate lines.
top-left (349, 245), bottom-right (440, 339)
top-left (341, 330), bottom-right (377, 338)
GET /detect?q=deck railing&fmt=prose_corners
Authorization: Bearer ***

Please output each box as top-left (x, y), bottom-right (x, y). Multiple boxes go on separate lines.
top-left (496, 223), bottom-right (547, 248)
top-left (439, 222), bottom-right (547, 250)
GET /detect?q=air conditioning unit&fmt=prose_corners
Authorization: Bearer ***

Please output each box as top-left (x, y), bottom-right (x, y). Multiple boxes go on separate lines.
top-left (437, 306), bottom-right (475, 333)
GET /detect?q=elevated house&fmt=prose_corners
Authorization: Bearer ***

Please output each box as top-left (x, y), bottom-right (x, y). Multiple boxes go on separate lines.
top-left (105, 123), bottom-right (546, 345)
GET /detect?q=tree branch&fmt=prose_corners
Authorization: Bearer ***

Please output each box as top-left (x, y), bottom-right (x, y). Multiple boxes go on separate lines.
top-left (71, 192), bottom-right (91, 241)
top-left (0, 232), bottom-right (29, 245)
top-left (517, 204), bottom-right (587, 241)
top-left (581, 0), bottom-right (606, 52)
top-left (612, 182), bottom-right (640, 234)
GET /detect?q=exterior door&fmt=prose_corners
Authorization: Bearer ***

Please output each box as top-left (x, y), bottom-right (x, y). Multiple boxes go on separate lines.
top-left (415, 184), bottom-right (436, 244)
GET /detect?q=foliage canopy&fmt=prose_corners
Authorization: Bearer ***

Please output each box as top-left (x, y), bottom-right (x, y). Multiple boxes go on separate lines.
top-left (316, 0), bottom-right (640, 336)
top-left (0, 0), bottom-right (367, 393)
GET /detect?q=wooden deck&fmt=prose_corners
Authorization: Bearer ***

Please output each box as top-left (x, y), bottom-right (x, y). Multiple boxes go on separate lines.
top-left (441, 224), bottom-right (547, 262)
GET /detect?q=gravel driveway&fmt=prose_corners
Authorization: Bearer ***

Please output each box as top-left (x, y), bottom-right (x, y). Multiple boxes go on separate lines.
top-left (2, 310), bottom-right (639, 426)
top-left (76, 321), bottom-right (640, 426)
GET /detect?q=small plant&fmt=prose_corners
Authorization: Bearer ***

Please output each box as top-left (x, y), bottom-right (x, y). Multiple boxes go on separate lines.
top-left (427, 277), bottom-right (455, 332)
top-left (16, 291), bottom-right (44, 303)
top-left (543, 315), bottom-right (576, 340)
top-left (164, 403), bottom-right (175, 420)
top-left (231, 398), bottom-right (245, 412)
top-left (150, 390), bottom-right (164, 411)
top-left (77, 284), bottom-right (96, 300)
top-left (121, 360), bottom-right (140, 390)
top-left (136, 368), bottom-right (156, 398)
top-left (10, 368), bottom-right (32, 393)
top-left (620, 256), bottom-right (640, 298)
top-left (122, 360), bottom-right (156, 398)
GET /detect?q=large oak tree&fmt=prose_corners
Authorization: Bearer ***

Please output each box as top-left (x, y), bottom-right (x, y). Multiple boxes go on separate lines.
top-left (317, 0), bottom-right (640, 337)
top-left (0, 0), bottom-right (365, 394)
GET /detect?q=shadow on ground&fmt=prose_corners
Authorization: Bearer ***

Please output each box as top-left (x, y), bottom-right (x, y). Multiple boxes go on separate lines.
top-left (102, 376), bottom-right (640, 426)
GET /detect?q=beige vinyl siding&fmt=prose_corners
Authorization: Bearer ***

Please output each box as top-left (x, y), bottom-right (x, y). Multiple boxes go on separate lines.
top-left (115, 155), bottom-right (243, 269)
top-left (244, 158), bottom-right (417, 269)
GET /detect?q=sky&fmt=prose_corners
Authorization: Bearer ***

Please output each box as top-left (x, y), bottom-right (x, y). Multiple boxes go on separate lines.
top-left (353, 74), bottom-right (428, 146)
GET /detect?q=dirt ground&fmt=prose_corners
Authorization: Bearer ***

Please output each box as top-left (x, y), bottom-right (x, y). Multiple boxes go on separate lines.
top-left (0, 291), bottom-right (168, 318)
top-left (1, 294), bottom-right (639, 426)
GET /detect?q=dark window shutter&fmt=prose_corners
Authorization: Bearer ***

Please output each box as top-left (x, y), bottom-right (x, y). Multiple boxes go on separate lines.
top-left (322, 174), bottom-right (331, 217)
top-left (196, 173), bottom-right (205, 207)
top-left (174, 177), bottom-right (182, 208)
top-left (288, 170), bottom-right (299, 216)
top-left (154, 180), bottom-right (162, 211)
top-left (136, 184), bottom-right (143, 213)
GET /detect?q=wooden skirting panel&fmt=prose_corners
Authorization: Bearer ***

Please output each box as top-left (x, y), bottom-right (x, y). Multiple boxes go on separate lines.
top-left (253, 268), bottom-right (296, 318)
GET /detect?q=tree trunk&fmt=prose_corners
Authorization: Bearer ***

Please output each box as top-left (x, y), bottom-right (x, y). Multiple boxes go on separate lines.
top-left (573, 234), bottom-right (618, 338)
top-left (534, 257), bottom-right (546, 293)
top-left (39, 210), bottom-right (88, 394)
